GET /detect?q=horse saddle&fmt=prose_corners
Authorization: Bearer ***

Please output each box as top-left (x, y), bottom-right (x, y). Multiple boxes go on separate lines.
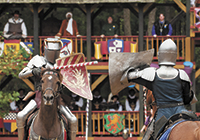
top-left (155, 111), bottom-right (199, 140)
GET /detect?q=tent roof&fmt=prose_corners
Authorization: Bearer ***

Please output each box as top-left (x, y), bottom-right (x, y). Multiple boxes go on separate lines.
top-left (0, 0), bottom-right (155, 4)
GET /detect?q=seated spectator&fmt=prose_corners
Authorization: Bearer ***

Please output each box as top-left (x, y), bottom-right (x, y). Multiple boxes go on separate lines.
top-left (92, 90), bottom-right (106, 111)
top-left (108, 95), bottom-right (122, 111)
top-left (3, 10), bottom-right (27, 39)
top-left (125, 88), bottom-right (140, 111)
top-left (68, 93), bottom-right (83, 111)
top-left (10, 88), bottom-right (27, 111)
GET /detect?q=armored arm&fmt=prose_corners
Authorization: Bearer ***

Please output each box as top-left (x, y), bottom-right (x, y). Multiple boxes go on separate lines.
top-left (121, 67), bottom-right (156, 90)
top-left (179, 69), bottom-right (197, 104)
top-left (18, 55), bottom-right (47, 79)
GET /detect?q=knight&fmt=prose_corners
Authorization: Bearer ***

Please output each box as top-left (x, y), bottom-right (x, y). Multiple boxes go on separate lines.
top-left (16, 38), bottom-right (77, 140)
top-left (110, 39), bottom-right (197, 140)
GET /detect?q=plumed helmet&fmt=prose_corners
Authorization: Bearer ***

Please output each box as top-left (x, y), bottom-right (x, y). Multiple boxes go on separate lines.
top-left (44, 38), bottom-right (62, 64)
top-left (158, 39), bottom-right (177, 66)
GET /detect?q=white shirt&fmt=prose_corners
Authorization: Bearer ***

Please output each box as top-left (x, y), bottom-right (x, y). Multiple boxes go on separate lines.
top-left (125, 99), bottom-right (140, 111)
top-left (4, 17), bottom-right (27, 36)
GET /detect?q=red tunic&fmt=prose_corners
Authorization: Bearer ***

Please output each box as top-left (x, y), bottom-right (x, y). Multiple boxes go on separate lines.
top-left (56, 19), bottom-right (79, 37)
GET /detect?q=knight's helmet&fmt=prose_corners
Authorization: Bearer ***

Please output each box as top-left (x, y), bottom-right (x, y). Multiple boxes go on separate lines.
top-left (44, 38), bottom-right (63, 64)
top-left (158, 39), bottom-right (177, 66)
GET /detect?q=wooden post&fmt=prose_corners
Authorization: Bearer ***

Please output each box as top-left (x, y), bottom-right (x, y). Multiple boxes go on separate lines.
top-left (138, 3), bottom-right (144, 137)
top-left (86, 4), bottom-right (92, 138)
top-left (33, 4), bottom-right (39, 55)
top-left (86, 4), bottom-right (92, 62)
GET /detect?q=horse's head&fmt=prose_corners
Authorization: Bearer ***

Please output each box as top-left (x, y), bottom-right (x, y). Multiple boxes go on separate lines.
top-left (41, 69), bottom-right (62, 106)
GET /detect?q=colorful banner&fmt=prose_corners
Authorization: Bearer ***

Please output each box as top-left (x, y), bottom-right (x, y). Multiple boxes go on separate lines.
top-left (56, 53), bottom-right (93, 100)
top-left (104, 113), bottom-right (124, 134)
top-left (60, 38), bottom-right (73, 58)
top-left (3, 40), bottom-right (33, 58)
top-left (3, 112), bottom-right (17, 132)
top-left (94, 39), bottom-right (137, 59)
top-left (194, 8), bottom-right (200, 28)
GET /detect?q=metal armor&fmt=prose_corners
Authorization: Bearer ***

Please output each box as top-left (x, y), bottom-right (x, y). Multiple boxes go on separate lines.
top-left (44, 38), bottom-right (62, 64)
top-left (17, 38), bottom-right (77, 140)
top-left (158, 38), bottom-right (177, 66)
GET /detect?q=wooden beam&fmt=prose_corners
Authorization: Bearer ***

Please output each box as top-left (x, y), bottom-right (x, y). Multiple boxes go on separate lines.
top-left (143, 3), bottom-right (153, 13)
top-left (91, 74), bottom-right (107, 91)
top-left (78, 4), bottom-right (86, 14)
top-left (185, 37), bottom-right (191, 62)
top-left (0, 75), bottom-right (12, 90)
top-left (22, 79), bottom-right (34, 90)
top-left (195, 69), bottom-right (200, 79)
top-left (38, 4), bottom-right (49, 13)
top-left (170, 10), bottom-right (185, 25)
top-left (173, 0), bottom-right (186, 13)
top-left (91, 4), bottom-right (98, 13)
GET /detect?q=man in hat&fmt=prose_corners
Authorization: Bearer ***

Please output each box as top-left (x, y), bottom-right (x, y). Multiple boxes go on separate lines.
top-left (55, 12), bottom-right (80, 37)
top-left (3, 10), bottom-right (27, 39)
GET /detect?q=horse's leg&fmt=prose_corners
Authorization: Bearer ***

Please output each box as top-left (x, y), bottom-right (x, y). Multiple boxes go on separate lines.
top-left (168, 121), bottom-right (200, 140)
top-left (59, 105), bottom-right (77, 140)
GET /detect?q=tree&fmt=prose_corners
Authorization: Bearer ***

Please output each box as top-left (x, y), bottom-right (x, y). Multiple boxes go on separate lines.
top-left (123, 8), bottom-right (131, 35)
top-left (0, 46), bottom-right (30, 117)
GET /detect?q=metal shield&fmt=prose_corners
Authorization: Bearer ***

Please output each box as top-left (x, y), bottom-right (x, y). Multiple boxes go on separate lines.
top-left (56, 53), bottom-right (93, 100)
top-left (109, 49), bottom-right (154, 95)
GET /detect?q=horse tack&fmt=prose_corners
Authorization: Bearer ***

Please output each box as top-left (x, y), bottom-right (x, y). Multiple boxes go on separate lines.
top-left (42, 70), bottom-right (62, 98)
top-left (29, 116), bottom-right (64, 140)
top-left (29, 69), bottom-right (64, 140)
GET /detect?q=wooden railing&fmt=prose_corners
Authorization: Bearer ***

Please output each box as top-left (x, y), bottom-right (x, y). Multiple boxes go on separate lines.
top-left (0, 35), bottom-right (191, 62)
top-left (0, 111), bottom-right (140, 136)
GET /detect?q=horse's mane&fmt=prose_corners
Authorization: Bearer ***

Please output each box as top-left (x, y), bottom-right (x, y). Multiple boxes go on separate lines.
top-left (41, 68), bottom-right (63, 82)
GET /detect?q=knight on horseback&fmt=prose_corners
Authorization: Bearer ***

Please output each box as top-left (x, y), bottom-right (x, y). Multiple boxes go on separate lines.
top-left (111, 39), bottom-right (197, 140)
top-left (17, 38), bottom-right (77, 140)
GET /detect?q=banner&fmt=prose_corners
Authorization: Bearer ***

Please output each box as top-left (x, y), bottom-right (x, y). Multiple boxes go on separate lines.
top-left (104, 113), bottom-right (124, 134)
top-left (3, 40), bottom-right (33, 58)
top-left (194, 8), bottom-right (200, 28)
top-left (60, 38), bottom-right (73, 58)
top-left (56, 53), bottom-right (93, 100)
top-left (3, 112), bottom-right (17, 132)
top-left (94, 39), bottom-right (137, 59)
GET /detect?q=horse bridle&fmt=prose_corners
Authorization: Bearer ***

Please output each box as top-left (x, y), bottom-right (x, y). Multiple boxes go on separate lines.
top-left (42, 71), bottom-right (62, 98)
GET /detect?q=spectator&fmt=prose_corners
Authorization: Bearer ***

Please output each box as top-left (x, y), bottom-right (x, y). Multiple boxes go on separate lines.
top-left (108, 95), bottom-right (122, 111)
top-left (92, 90), bottom-right (106, 111)
top-left (69, 93), bottom-right (83, 111)
top-left (152, 13), bottom-right (172, 56)
top-left (3, 10), bottom-right (27, 39)
top-left (152, 13), bottom-right (172, 37)
top-left (55, 12), bottom-right (80, 38)
top-left (101, 16), bottom-right (119, 38)
top-left (140, 106), bottom-right (154, 133)
top-left (10, 88), bottom-right (27, 111)
top-left (125, 88), bottom-right (140, 111)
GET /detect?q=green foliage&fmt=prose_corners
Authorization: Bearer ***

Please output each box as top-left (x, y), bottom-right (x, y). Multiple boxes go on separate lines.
top-left (0, 47), bottom-right (29, 78)
top-left (0, 91), bottom-right (19, 117)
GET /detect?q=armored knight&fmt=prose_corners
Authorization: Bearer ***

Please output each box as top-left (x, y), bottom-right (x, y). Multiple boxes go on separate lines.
top-left (17, 38), bottom-right (77, 140)
top-left (110, 39), bottom-right (197, 140)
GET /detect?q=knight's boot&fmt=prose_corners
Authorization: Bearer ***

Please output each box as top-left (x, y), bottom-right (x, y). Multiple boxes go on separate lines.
top-left (142, 119), bottom-right (155, 140)
top-left (16, 100), bottom-right (37, 140)
top-left (59, 105), bottom-right (77, 140)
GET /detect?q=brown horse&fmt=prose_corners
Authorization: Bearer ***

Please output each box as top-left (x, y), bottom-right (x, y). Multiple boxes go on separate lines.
top-left (145, 90), bottom-right (200, 140)
top-left (29, 69), bottom-right (64, 140)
